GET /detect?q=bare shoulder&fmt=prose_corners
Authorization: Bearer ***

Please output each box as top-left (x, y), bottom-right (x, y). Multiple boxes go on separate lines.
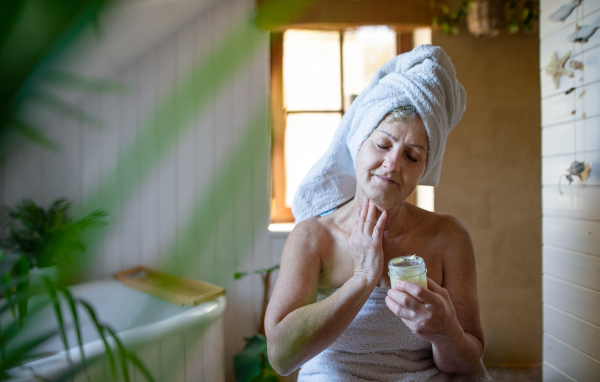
top-left (435, 214), bottom-right (472, 246)
top-left (408, 206), bottom-right (472, 247)
top-left (285, 217), bottom-right (333, 258)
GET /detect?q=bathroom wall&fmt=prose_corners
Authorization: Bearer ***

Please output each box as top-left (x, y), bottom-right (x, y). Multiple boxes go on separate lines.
top-left (538, 0), bottom-right (600, 379)
top-left (1, 0), bottom-right (272, 380)
top-left (432, 26), bottom-right (543, 365)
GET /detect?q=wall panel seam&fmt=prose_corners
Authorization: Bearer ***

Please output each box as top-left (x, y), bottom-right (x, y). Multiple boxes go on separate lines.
top-left (543, 244), bottom-right (600, 258)
top-left (543, 215), bottom-right (600, 224)
top-left (542, 361), bottom-right (578, 382)
top-left (545, 332), bottom-right (600, 364)
top-left (542, 186), bottom-right (600, 189)
top-left (544, 303), bottom-right (600, 331)
top-left (544, 274), bottom-right (600, 295)
top-left (542, 116), bottom-right (600, 129)
top-left (542, 149), bottom-right (600, 159)
top-left (542, 214), bottom-right (600, 223)
top-left (540, 243), bottom-right (600, 258)
top-left (540, 78), bottom-right (600, 102)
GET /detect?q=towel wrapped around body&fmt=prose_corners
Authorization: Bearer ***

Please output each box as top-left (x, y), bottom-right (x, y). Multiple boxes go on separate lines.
top-left (291, 44), bottom-right (466, 222)
top-left (297, 287), bottom-right (490, 382)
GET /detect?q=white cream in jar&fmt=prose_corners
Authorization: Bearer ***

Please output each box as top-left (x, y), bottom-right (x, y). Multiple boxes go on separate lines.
top-left (388, 255), bottom-right (428, 289)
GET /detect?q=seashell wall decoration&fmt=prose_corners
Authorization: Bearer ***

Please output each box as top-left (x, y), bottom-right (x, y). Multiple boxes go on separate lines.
top-left (549, 0), bottom-right (581, 22)
top-left (568, 15), bottom-right (600, 43)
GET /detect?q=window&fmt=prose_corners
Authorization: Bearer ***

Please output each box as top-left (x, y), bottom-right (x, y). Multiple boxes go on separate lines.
top-left (270, 27), bottom-right (433, 225)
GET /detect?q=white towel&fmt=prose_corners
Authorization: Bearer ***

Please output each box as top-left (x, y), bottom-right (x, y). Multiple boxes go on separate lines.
top-left (291, 44), bottom-right (466, 222)
top-left (297, 287), bottom-right (490, 381)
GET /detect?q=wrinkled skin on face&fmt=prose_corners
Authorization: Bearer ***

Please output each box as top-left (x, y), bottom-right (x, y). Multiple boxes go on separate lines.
top-left (354, 114), bottom-right (429, 211)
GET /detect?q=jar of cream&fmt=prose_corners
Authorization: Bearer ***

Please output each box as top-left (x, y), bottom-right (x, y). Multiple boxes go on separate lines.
top-left (388, 255), bottom-right (428, 289)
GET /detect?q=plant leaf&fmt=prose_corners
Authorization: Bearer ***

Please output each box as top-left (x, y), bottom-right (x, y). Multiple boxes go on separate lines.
top-left (57, 286), bottom-right (90, 382)
top-left (29, 90), bottom-right (103, 128)
top-left (234, 335), bottom-right (268, 382)
top-left (78, 300), bottom-right (117, 379)
top-left (43, 277), bottom-right (72, 366)
top-left (44, 71), bottom-right (131, 95)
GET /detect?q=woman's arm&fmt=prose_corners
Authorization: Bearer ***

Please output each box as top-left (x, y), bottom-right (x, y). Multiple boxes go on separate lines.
top-left (385, 215), bottom-right (484, 374)
top-left (265, 198), bottom-right (386, 376)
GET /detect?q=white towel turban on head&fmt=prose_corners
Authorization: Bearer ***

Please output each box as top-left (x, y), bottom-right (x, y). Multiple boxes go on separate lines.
top-left (291, 44), bottom-right (466, 223)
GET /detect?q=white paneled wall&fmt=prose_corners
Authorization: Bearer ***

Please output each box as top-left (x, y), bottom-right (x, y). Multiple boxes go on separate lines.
top-left (0, 0), bottom-right (272, 381)
top-left (541, 0), bottom-right (600, 380)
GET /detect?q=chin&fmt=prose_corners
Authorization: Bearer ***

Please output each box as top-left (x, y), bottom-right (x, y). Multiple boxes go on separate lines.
top-left (366, 189), bottom-right (405, 210)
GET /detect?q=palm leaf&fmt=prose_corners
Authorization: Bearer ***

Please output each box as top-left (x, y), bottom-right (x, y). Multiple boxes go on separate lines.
top-left (103, 327), bottom-right (130, 382)
top-left (42, 278), bottom-right (72, 366)
top-left (57, 286), bottom-right (91, 382)
top-left (45, 71), bottom-right (130, 95)
top-left (78, 300), bottom-right (117, 379)
top-left (0, 329), bottom-right (57, 374)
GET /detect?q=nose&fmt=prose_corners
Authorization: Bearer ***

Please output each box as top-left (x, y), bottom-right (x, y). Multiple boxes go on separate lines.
top-left (383, 149), bottom-right (402, 173)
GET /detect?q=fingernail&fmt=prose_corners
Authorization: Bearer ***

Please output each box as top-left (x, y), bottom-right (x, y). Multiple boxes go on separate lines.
top-left (363, 196), bottom-right (367, 203)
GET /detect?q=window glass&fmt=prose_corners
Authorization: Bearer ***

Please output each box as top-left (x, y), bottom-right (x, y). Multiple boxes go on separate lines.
top-left (284, 113), bottom-right (342, 206)
top-left (284, 30), bottom-right (342, 111)
top-left (342, 26), bottom-right (396, 110)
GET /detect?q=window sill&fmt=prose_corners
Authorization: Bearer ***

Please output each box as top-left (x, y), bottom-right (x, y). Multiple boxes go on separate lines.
top-left (268, 223), bottom-right (295, 236)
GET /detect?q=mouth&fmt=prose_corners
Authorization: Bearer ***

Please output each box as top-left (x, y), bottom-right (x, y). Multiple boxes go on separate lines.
top-left (374, 174), bottom-right (398, 185)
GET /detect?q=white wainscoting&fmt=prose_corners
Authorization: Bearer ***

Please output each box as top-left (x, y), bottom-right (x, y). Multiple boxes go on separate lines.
top-left (541, 1), bottom-right (600, 379)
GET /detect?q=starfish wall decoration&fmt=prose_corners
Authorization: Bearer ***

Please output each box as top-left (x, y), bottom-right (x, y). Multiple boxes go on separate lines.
top-left (546, 51), bottom-right (573, 89)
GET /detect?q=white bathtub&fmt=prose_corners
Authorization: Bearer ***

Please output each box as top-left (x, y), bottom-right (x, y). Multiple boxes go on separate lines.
top-left (6, 279), bottom-right (226, 381)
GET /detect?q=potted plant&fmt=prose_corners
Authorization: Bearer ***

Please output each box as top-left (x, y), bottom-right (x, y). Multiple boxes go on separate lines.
top-left (0, 198), bottom-right (157, 381)
top-left (233, 264), bottom-right (282, 382)
top-left (0, 197), bottom-right (107, 324)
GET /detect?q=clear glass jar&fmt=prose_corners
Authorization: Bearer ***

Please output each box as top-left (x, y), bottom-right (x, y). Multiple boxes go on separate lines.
top-left (388, 255), bottom-right (428, 289)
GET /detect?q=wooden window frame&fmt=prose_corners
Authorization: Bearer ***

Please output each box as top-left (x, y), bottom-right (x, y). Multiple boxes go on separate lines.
top-left (270, 30), bottom-right (415, 223)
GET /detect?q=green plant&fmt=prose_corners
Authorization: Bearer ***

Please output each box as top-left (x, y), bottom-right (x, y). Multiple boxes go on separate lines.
top-left (1, 197), bottom-right (108, 270)
top-left (0, 273), bottom-right (155, 381)
top-left (507, 0), bottom-right (539, 34)
top-left (430, 0), bottom-right (474, 35)
top-left (0, 0), bottom-right (119, 156)
top-left (233, 264), bottom-right (281, 382)
top-left (430, 0), bottom-right (539, 36)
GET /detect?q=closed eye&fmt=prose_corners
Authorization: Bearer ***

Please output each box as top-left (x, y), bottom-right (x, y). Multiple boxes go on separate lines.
top-left (376, 144), bottom-right (390, 150)
top-left (407, 154), bottom-right (418, 163)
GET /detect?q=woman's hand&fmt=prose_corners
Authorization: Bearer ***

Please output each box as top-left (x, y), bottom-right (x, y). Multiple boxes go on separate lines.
top-left (385, 278), bottom-right (463, 344)
top-left (348, 197), bottom-right (387, 284)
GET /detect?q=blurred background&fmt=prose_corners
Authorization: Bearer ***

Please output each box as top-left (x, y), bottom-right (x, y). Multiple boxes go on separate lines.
top-left (1, 0), bottom-right (598, 381)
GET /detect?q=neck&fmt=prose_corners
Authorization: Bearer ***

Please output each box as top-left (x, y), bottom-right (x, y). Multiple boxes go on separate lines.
top-left (342, 192), bottom-right (413, 238)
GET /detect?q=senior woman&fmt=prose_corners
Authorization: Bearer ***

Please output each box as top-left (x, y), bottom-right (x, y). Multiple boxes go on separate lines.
top-left (264, 44), bottom-right (489, 381)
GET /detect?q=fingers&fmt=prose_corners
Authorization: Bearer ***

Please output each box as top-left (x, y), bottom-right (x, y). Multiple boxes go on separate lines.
top-left (393, 281), bottom-right (434, 304)
top-left (387, 289), bottom-right (423, 311)
top-left (372, 210), bottom-right (387, 241)
top-left (356, 197), bottom-right (387, 239)
top-left (356, 202), bottom-right (364, 233)
top-left (363, 200), bottom-right (376, 234)
top-left (426, 277), bottom-right (450, 299)
top-left (385, 295), bottom-right (418, 321)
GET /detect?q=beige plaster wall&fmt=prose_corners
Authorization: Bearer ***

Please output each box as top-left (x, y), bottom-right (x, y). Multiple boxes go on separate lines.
top-left (431, 30), bottom-right (542, 367)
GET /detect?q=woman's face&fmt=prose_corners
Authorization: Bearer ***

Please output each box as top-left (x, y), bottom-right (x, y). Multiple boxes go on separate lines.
top-left (355, 114), bottom-right (429, 210)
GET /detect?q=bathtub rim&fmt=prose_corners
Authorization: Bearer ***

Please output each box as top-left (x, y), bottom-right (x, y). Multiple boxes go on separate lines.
top-left (7, 279), bottom-right (226, 380)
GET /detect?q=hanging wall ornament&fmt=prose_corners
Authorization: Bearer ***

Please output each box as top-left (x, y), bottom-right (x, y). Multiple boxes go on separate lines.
top-left (569, 60), bottom-right (584, 70)
top-left (568, 15), bottom-right (600, 43)
top-left (546, 51), bottom-right (574, 89)
top-left (466, 0), bottom-right (505, 38)
top-left (549, 0), bottom-right (581, 22)
top-left (558, 160), bottom-right (592, 194)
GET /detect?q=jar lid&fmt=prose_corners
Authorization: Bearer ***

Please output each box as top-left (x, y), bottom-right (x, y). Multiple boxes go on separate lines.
top-left (388, 255), bottom-right (426, 278)
top-left (388, 254), bottom-right (424, 268)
